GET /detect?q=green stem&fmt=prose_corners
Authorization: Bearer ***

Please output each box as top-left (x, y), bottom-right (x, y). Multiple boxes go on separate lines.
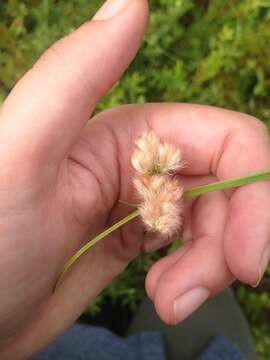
top-left (54, 210), bottom-right (140, 291)
top-left (54, 169), bottom-right (270, 291)
top-left (183, 169), bottom-right (270, 198)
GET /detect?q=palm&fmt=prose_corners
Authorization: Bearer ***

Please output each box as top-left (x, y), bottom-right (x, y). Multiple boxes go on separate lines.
top-left (0, 109), bottom-right (142, 351)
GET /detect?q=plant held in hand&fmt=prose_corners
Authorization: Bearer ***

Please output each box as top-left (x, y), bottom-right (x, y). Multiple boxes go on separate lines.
top-left (132, 131), bottom-right (184, 237)
top-left (55, 131), bottom-right (270, 290)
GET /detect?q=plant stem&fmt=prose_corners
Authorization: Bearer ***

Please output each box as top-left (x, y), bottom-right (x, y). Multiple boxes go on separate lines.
top-left (54, 169), bottom-right (270, 291)
top-left (183, 169), bottom-right (270, 198)
top-left (54, 209), bottom-right (140, 291)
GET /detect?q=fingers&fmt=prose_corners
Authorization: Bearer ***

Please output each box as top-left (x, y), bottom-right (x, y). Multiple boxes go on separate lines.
top-left (145, 241), bottom-right (193, 299)
top-left (0, 0), bottom-right (148, 164)
top-left (93, 104), bottom-right (270, 321)
top-left (146, 191), bottom-right (234, 325)
top-left (220, 124), bottom-right (270, 286)
top-left (192, 107), bottom-right (270, 286)
top-left (225, 191), bottom-right (270, 287)
top-left (97, 104), bottom-right (270, 287)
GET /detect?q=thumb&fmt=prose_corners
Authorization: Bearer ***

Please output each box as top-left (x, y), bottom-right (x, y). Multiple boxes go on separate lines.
top-left (0, 0), bottom-right (148, 164)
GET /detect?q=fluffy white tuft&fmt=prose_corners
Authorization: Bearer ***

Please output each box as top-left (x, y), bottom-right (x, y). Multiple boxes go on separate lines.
top-left (132, 131), bottom-right (184, 237)
top-left (139, 177), bottom-right (183, 237)
top-left (131, 131), bottom-right (183, 176)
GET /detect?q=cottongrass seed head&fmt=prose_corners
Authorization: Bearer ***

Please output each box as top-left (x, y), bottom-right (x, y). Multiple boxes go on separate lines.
top-left (131, 131), bottom-right (184, 176)
top-left (139, 177), bottom-right (183, 237)
top-left (132, 131), bottom-right (184, 237)
top-left (133, 174), bottom-right (167, 200)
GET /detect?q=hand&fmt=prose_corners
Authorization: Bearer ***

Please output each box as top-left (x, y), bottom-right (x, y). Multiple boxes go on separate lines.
top-left (0, 0), bottom-right (149, 358)
top-left (1, 0), bottom-right (270, 358)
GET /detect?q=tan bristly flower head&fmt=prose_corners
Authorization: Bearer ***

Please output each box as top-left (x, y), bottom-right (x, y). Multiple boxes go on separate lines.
top-left (131, 131), bottom-right (159, 175)
top-left (132, 131), bottom-right (184, 237)
top-left (133, 174), bottom-right (167, 200)
top-left (131, 131), bottom-right (183, 176)
top-left (139, 177), bottom-right (183, 237)
top-left (159, 142), bottom-right (183, 174)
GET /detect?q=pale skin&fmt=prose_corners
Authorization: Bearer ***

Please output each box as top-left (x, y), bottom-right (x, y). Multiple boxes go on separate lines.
top-left (0, 0), bottom-right (270, 358)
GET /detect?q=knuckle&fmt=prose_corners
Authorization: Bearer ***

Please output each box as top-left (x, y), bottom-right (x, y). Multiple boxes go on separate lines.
top-left (230, 261), bottom-right (257, 286)
top-left (34, 37), bottom-right (68, 71)
top-left (154, 295), bottom-right (175, 325)
top-left (225, 247), bottom-right (258, 286)
top-left (249, 117), bottom-right (268, 134)
top-left (238, 113), bottom-right (269, 135)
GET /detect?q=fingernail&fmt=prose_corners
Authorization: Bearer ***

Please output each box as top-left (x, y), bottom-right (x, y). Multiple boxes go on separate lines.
top-left (253, 243), bottom-right (270, 287)
top-left (144, 236), bottom-right (172, 252)
top-left (93, 0), bottom-right (131, 21)
top-left (173, 288), bottom-right (210, 324)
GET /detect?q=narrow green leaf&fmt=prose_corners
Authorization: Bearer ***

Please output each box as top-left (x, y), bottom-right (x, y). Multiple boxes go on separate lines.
top-left (54, 169), bottom-right (270, 291)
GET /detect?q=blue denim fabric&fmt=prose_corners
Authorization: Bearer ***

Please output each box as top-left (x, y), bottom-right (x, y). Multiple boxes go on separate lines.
top-left (33, 324), bottom-right (245, 360)
top-left (198, 334), bottom-right (245, 360)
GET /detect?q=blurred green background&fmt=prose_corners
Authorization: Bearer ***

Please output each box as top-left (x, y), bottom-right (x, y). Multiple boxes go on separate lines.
top-left (1, 0), bottom-right (270, 358)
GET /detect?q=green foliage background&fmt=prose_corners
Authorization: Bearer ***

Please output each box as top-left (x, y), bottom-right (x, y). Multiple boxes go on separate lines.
top-left (1, 0), bottom-right (270, 358)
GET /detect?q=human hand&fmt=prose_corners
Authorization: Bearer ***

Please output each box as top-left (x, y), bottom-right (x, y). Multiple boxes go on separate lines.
top-left (0, 0), bottom-right (149, 358)
top-left (1, 0), bottom-right (270, 358)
